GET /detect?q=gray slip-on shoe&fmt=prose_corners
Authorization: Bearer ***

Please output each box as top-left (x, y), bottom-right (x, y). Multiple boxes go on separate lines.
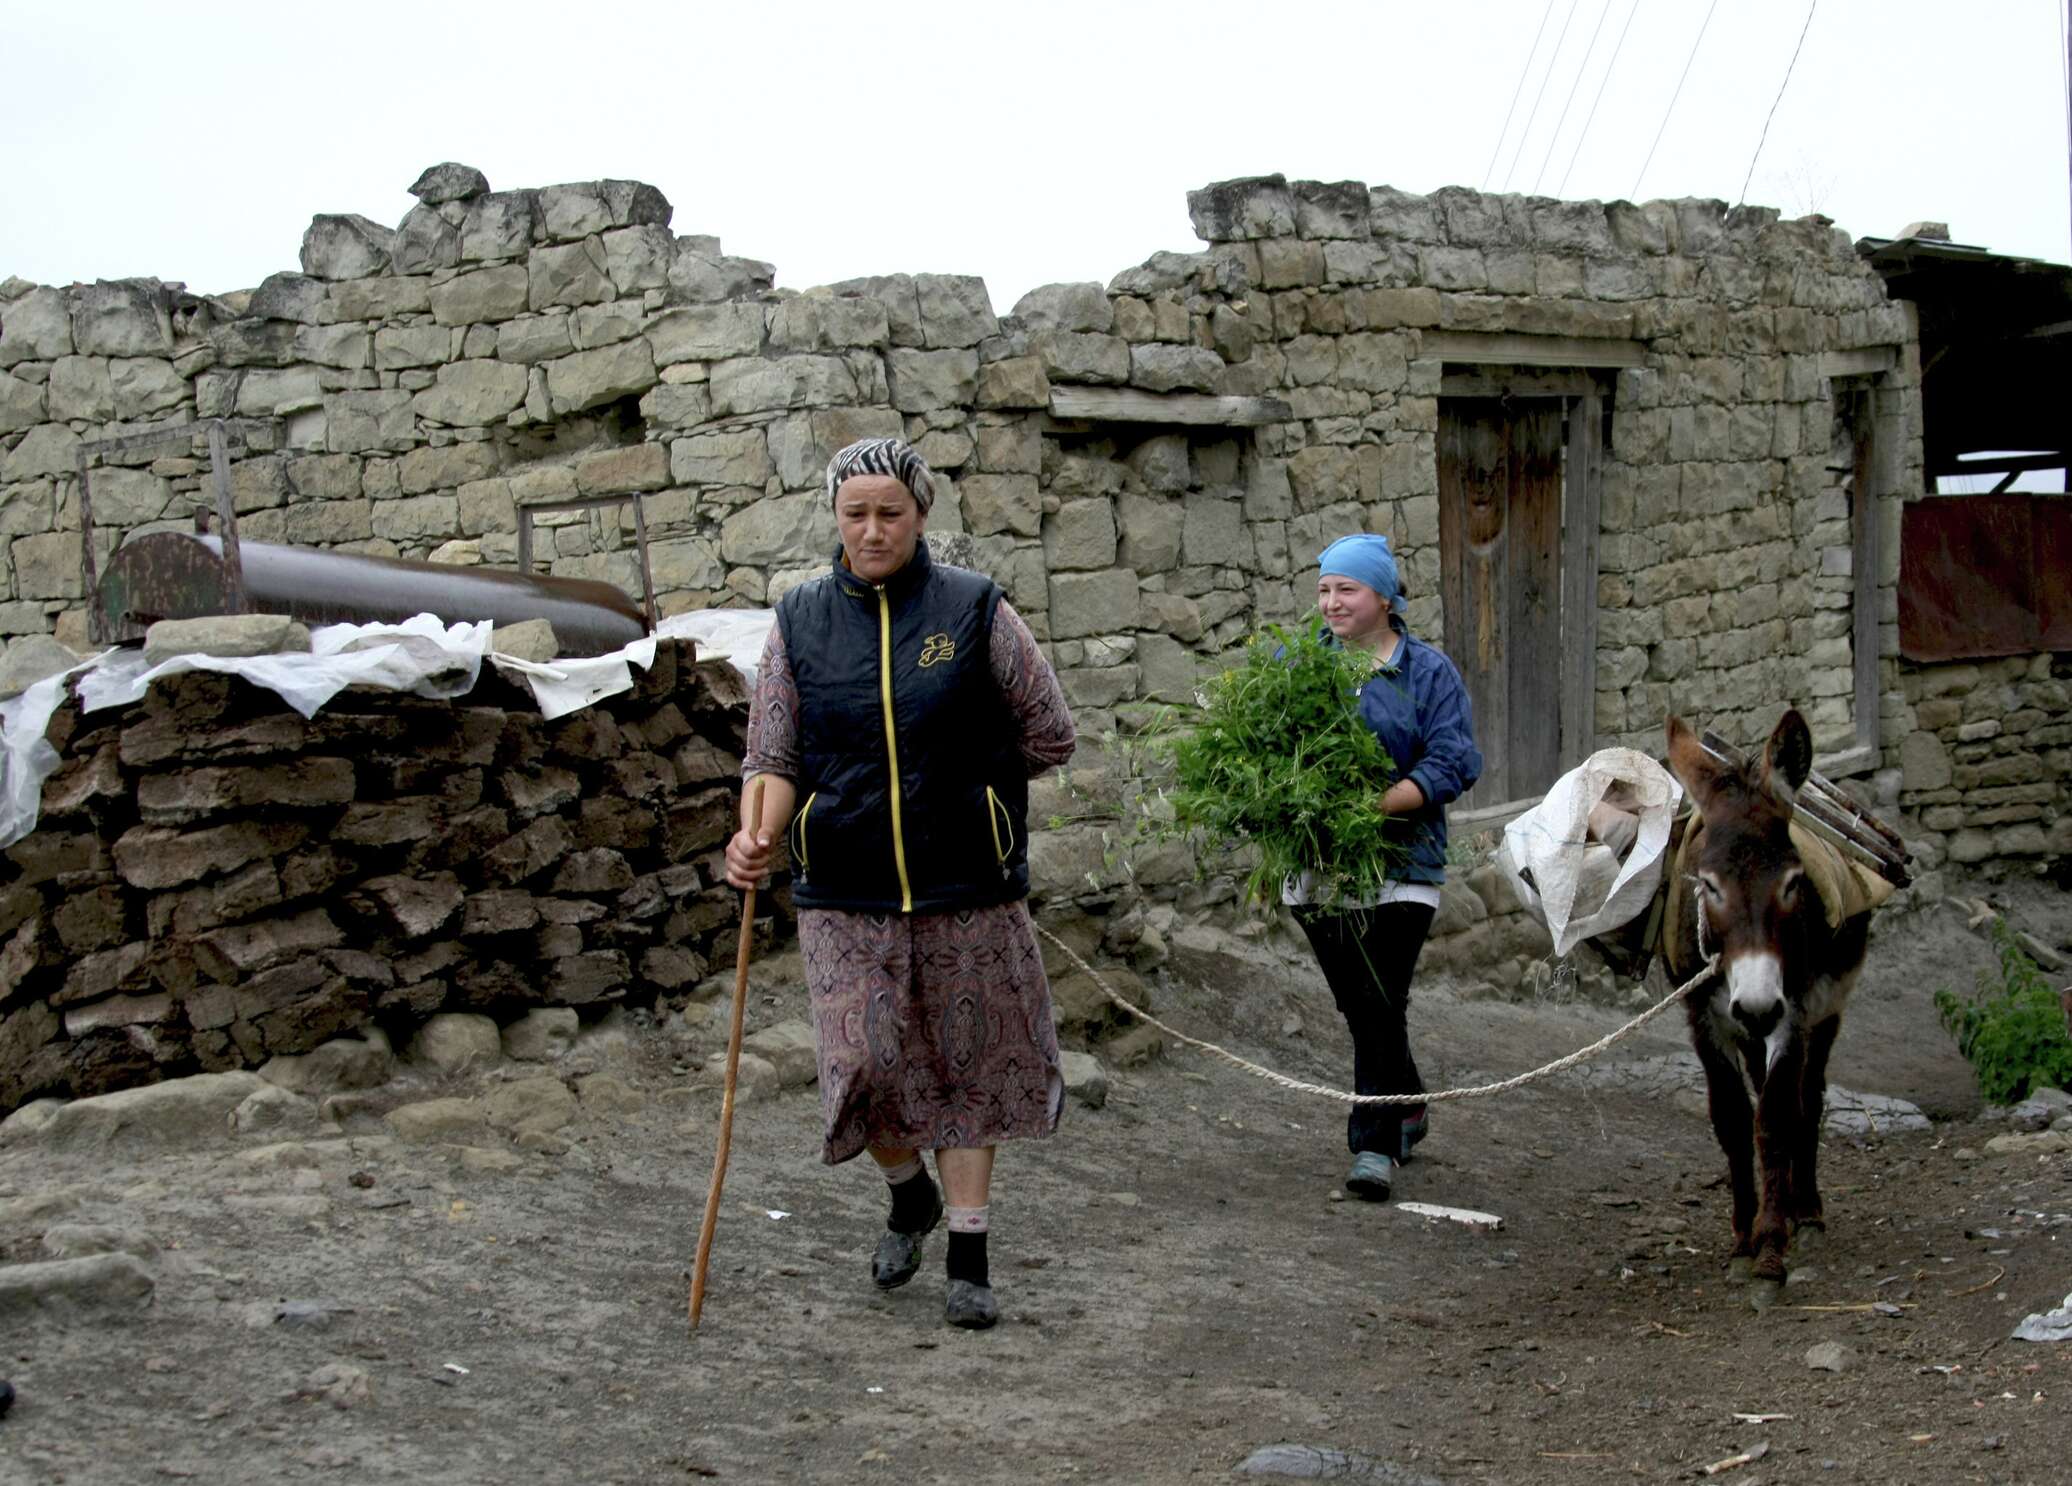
top-left (944, 1279), bottom-right (998, 1329)
top-left (870, 1188), bottom-right (944, 1290)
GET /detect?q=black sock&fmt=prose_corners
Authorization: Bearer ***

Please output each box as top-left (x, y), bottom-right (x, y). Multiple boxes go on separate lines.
top-left (888, 1170), bottom-right (939, 1234)
top-left (946, 1229), bottom-right (989, 1287)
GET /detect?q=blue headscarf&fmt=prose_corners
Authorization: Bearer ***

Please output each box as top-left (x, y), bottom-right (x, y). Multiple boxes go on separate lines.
top-left (1317, 533), bottom-right (1402, 608)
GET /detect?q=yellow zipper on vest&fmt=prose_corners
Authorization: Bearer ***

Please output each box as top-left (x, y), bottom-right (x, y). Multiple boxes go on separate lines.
top-left (875, 585), bottom-right (913, 912)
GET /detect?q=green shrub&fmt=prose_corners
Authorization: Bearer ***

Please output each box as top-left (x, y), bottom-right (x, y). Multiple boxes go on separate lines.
top-left (1138, 613), bottom-right (1407, 908)
top-left (1933, 919), bottom-right (2072, 1104)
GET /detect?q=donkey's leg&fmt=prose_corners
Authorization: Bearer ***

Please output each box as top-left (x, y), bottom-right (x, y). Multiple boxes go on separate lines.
top-left (1788, 1014), bottom-right (1843, 1248)
top-left (1691, 1030), bottom-right (1757, 1264)
top-left (1749, 1039), bottom-right (1807, 1284)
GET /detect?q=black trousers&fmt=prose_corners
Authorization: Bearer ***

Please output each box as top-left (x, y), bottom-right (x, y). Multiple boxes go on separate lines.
top-left (1295, 902), bottom-right (1436, 1158)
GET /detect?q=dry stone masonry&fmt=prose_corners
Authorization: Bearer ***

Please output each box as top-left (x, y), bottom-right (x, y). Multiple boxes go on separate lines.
top-left (2, 162), bottom-right (2065, 1066)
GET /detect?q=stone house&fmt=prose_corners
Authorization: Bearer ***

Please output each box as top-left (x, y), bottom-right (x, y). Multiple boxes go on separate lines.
top-left (2, 164), bottom-right (2066, 915)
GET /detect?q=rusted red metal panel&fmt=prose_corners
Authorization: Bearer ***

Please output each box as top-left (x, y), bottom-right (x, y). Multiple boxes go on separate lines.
top-left (2036, 497), bottom-right (2072, 651)
top-left (1899, 494), bottom-right (2047, 662)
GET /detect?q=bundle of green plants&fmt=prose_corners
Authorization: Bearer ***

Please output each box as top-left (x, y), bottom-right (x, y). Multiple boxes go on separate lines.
top-left (1933, 918), bottom-right (2072, 1104)
top-left (1146, 613), bottom-right (1406, 908)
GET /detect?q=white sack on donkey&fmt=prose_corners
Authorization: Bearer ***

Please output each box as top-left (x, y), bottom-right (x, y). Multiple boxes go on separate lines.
top-left (1498, 747), bottom-right (1684, 957)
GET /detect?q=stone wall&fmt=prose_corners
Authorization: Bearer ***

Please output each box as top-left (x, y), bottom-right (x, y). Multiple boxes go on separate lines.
top-left (1894, 654), bottom-right (2072, 890)
top-left (0, 639), bottom-right (750, 1112)
top-left (13, 161), bottom-right (2056, 904)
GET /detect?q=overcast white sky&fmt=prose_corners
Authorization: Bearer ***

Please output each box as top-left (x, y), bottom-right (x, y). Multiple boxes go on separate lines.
top-left (3, 1), bottom-right (2068, 312)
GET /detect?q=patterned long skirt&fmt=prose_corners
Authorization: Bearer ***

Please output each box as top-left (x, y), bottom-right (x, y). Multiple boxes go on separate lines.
top-left (797, 899), bottom-right (1064, 1164)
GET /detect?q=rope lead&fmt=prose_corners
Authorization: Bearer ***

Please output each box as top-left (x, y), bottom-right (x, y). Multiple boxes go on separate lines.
top-left (1036, 922), bottom-right (1720, 1107)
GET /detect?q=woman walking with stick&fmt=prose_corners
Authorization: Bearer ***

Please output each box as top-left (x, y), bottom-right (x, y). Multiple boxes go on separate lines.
top-left (723, 438), bottom-right (1076, 1329)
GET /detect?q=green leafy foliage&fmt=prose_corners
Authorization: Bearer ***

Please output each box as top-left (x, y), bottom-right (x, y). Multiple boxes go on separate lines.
top-left (1145, 614), bottom-right (1406, 907)
top-left (1933, 919), bottom-right (2072, 1104)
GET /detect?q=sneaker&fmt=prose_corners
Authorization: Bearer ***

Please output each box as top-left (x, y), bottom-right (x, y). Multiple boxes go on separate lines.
top-left (871, 1186), bottom-right (944, 1291)
top-left (1345, 1151), bottom-right (1396, 1201)
top-left (945, 1278), bottom-right (999, 1329)
top-left (1399, 1107), bottom-right (1429, 1162)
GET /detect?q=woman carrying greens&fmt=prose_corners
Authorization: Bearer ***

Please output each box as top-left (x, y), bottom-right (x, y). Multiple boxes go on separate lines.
top-left (1289, 533), bottom-right (1481, 1203)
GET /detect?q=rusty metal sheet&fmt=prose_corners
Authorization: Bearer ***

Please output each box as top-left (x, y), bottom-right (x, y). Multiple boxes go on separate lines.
top-left (1898, 493), bottom-right (2069, 662)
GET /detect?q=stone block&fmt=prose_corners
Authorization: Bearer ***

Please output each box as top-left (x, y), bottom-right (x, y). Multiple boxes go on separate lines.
top-left (300, 215), bottom-right (394, 280)
top-left (601, 224), bottom-right (676, 293)
top-left (409, 162), bottom-right (490, 204)
top-left (529, 238), bottom-right (615, 311)
top-left (648, 302), bottom-right (764, 364)
top-left (0, 368), bottom-right (44, 433)
top-left (1182, 494), bottom-right (1247, 566)
top-left (767, 294), bottom-right (890, 353)
top-left (670, 428), bottom-right (773, 487)
top-left (0, 285), bottom-right (75, 366)
top-left (391, 204), bottom-right (463, 275)
top-left (494, 313), bottom-right (574, 365)
top-left (69, 279), bottom-right (171, 356)
top-left (886, 347), bottom-right (979, 412)
top-left (960, 474), bottom-right (1040, 538)
top-left (1012, 282), bottom-right (1114, 334)
top-left (461, 190), bottom-right (542, 261)
top-left (1186, 174), bottom-right (1297, 241)
top-left (915, 274), bottom-right (998, 348)
top-left (709, 355), bottom-right (859, 416)
top-left (503, 1007), bottom-right (579, 1061)
top-left (398, 440), bottom-right (500, 495)
top-left (0, 1253), bottom-right (154, 1318)
top-left (543, 339), bottom-right (657, 415)
top-left (430, 265), bottom-right (530, 326)
top-left (1130, 343), bottom-right (1222, 393)
top-left (406, 1012), bottom-right (502, 1075)
top-left (668, 248), bottom-right (774, 304)
top-left (1043, 498), bottom-right (1118, 571)
top-left (977, 355), bottom-right (1049, 408)
top-left (413, 360), bottom-right (528, 425)
top-left (1048, 569), bottom-right (1140, 639)
top-left (3, 424), bottom-right (80, 484)
top-left (1037, 331), bottom-right (1129, 384)
top-left (143, 614), bottom-right (312, 665)
top-left (720, 493), bottom-right (830, 565)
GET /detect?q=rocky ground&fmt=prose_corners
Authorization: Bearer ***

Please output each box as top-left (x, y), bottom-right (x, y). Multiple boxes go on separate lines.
top-left (1, 875), bottom-right (2068, 1486)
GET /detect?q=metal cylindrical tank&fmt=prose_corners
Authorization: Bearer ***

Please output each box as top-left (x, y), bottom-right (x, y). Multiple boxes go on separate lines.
top-left (97, 533), bottom-right (649, 658)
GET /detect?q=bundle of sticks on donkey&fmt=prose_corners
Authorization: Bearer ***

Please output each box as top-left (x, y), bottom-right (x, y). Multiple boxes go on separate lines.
top-left (1659, 708), bottom-right (1890, 1303)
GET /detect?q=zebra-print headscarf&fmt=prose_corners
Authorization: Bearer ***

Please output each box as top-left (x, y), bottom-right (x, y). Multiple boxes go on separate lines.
top-left (824, 436), bottom-right (935, 514)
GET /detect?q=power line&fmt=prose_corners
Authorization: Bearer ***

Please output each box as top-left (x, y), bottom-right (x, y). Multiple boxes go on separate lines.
top-left (1631, 0), bottom-right (1719, 201)
top-left (1483, 1), bottom-right (1559, 190)
top-left (1559, 0), bottom-right (1640, 198)
top-left (1534, 0), bottom-right (1614, 194)
top-left (1736, 0), bottom-right (1820, 208)
top-left (1505, 0), bottom-right (1582, 191)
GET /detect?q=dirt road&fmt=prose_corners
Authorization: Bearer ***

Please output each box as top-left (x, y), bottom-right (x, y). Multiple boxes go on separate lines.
top-left (1, 881), bottom-right (2067, 1485)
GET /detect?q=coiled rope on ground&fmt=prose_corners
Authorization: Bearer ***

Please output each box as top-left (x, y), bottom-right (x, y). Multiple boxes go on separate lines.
top-left (1035, 922), bottom-right (1719, 1107)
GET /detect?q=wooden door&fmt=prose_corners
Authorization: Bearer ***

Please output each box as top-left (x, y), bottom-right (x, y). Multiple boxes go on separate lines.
top-left (1437, 399), bottom-right (1565, 809)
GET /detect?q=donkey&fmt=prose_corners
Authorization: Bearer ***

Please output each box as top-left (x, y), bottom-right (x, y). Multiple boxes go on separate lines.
top-left (1661, 709), bottom-right (1871, 1298)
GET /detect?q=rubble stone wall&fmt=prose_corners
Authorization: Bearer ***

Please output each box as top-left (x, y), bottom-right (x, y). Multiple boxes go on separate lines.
top-left (1894, 654), bottom-right (2072, 889)
top-left (7, 161), bottom-right (2055, 953)
top-left (0, 639), bottom-right (752, 1112)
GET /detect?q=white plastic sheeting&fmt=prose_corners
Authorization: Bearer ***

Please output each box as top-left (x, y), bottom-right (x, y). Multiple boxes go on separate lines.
top-left (1498, 747), bottom-right (1685, 958)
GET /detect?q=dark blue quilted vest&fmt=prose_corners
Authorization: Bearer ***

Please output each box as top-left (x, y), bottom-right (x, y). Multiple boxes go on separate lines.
top-left (775, 541), bottom-right (1029, 913)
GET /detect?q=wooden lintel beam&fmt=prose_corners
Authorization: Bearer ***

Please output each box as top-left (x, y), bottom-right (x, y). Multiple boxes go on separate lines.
top-left (1046, 386), bottom-right (1292, 426)
top-left (1820, 347), bottom-right (1897, 379)
top-left (1440, 369), bottom-right (1608, 399)
top-left (1417, 330), bottom-right (1649, 369)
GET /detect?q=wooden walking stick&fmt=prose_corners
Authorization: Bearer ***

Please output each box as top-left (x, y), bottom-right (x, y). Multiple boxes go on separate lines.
top-left (689, 774), bottom-right (766, 1332)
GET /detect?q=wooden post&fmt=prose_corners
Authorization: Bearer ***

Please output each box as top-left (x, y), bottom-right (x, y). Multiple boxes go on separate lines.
top-left (688, 774), bottom-right (766, 1331)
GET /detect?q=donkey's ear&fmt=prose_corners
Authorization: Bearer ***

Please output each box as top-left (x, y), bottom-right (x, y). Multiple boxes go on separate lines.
top-left (1664, 714), bottom-right (1725, 809)
top-left (1762, 708), bottom-right (1814, 800)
